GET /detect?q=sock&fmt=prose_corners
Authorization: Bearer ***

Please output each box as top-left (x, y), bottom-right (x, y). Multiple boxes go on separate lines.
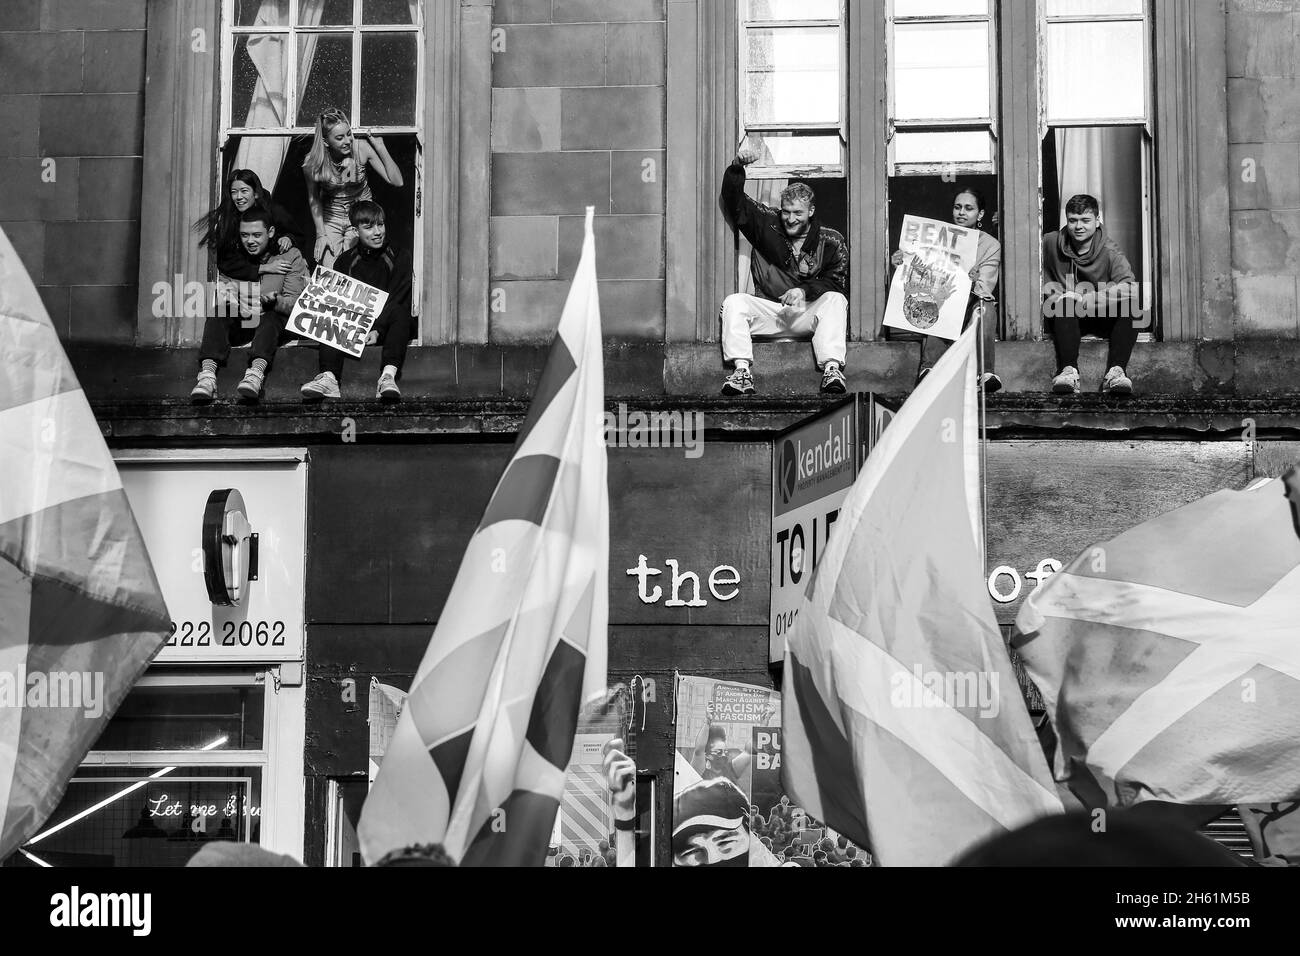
top-left (200, 359), bottom-right (218, 375)
top-left (824, 361), bottom-right (841, 373)
top-left (382, 364), bottom-right (398, 379)
top-left (250, 358), bottom-right (268, 373)
top-left (734, 359), bottom-right (752, 372)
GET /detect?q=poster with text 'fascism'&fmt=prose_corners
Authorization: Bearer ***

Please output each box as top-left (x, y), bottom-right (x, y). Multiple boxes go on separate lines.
top-left (883, 215), bottom-right (980, 340)
top-left (673, 675), bottom-right (871, 868)
top-left (288, 266), bottom-right (387, 358)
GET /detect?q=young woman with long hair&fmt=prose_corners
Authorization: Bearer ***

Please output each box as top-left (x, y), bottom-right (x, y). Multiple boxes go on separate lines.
top-left (193, 168), bottom-right (304, 282)
top-left (301, 107), bottom-right (404, 268)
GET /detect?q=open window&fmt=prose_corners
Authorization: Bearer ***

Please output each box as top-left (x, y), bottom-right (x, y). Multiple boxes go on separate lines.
top-left (220, 0), bottom-right (424, 330)
top-left (1040, 0), bottom-right (1155, 336)
top-left (885, 0), bottom-right (1000, 336)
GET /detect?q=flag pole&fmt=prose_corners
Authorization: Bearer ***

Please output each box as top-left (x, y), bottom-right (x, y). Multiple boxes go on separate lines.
top-left (977, 300), bottom-right (989, 570)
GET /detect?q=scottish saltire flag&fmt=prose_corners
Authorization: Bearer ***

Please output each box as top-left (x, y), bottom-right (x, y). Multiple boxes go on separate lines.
top-left (0, 226), bottom-right (170, 860)
top-left (359, 209), bottom-right (608, 866)
top-left (781, 324), bottom-right (1062, 866)
top-left (1015, 476), bottom-right (1300, 808)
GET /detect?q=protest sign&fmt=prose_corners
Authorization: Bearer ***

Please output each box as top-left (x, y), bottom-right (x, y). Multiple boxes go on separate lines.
top-left (287, 266), bottom-right (388, 358)
top-left (673, 675), bottom-right (870, 867)
top-left (883, 215), bottom-right (980, 340)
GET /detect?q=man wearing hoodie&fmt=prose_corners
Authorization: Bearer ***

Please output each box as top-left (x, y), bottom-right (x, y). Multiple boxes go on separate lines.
top-left (1041, 194), bottom-right (1140, 396)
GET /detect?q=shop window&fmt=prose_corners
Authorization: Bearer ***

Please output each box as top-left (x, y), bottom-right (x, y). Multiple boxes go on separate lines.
top-left (4, 674), bottom-right (277, 868)
top-left (1041, 0), bottom-right (1155, 335)
top-left (220, 0), bottom-right (424, 325)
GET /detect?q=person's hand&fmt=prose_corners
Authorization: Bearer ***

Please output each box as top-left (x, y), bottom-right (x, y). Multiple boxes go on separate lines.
top-left (781, 288), bottom-right (807, 310)
top-left (365, 329), bottom-right (380, 347)
top-left (260, 291), bottom-right (276, 307)
top-left (890, 250), bottom-right (906, 268)
top-left (277, 236), bottom-right (293, 253)
top-left (736, 140), bottom-right (761, 166)
top-left (313, 237), bottom-right (329, 263)
top-left (602, 738), bottom-right (636, 821)
top-left (261, 259), bottom-right (292, 276)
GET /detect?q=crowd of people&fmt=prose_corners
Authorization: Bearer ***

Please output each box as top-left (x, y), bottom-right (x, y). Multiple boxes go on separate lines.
top-left (186, 111), bottom-right (1144, 406)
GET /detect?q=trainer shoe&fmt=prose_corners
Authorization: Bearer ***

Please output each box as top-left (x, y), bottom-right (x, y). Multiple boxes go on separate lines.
top-left (190, 370), bottom-right (217, 404)
top-left (236, 365), bottom-right (265, 402)
top-left (1101, 365), bottom-right (1133, 397)
top-left (721, 366), bottom-right (755, 396)
top-left (300, 371), bottom-right (340, 402)
top-left (979, 372), bottom-right (1003, 394)
top-left (376, 371), bottom-right (401, 403)
top-left (1051, 366), bottom-right (1081, 395)
top-left (820, 363), bottom-right (847, 394)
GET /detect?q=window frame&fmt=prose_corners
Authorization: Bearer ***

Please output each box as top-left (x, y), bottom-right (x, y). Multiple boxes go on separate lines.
top-left (736, 0), bottom-right (848, 179)
top-left (217, 0), bottom-right (426, 333)
top-left (886, 0), bottom-right (999, 179)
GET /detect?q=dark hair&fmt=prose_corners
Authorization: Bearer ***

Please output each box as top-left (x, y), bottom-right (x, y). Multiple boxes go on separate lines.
top-left (1065, 194), bottom-right (1100, 218)
top-left (194, 168), bottom-right (272, 250)
top-left (953, 186), bottom-right (987, 214)
top-left (349, 199), bottom-right (385, 228)
top-left (371, 842), bottom-right (458, 867)
top-left (706, 726), bottom-right (726, 746)
top-left (239, 207), bottom-right (274, 230)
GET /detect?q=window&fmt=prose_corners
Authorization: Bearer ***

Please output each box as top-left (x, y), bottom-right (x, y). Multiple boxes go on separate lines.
top-left (888, 0), bottom-right (997, 177)
top-left (6, 674), bottom-right (281, 868)
top-left (220, 0), bottom-right (424, 326)
top-left (738, 0), bottom-right (847, 179)
top-left (1041, 0), bottom-right (1155, 331)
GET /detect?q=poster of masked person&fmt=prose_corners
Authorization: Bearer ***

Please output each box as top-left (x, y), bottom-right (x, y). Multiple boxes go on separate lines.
top-left (883, 214), bottom-right (980, 340)
top-left (673, 675), bottom-right (870, 868)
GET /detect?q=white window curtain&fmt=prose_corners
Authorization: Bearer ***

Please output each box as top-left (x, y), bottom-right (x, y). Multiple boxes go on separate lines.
top-left (232, 0), bottom-right (418, 191)
top-left (1054, 126), bottom-right (1143, 278)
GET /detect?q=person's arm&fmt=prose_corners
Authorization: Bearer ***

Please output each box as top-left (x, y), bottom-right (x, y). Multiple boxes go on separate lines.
top-left (375, 249), bottom-right (413, 329)
top-left (216, 240), bottom-right (260, 282)
top-left (970, 237), bottom-right (1001, 301)
top-left (358, 135), bottom-right (404, 188)
top-left (798, 231), bottom-right (849, 300)
top-left (602, 738), bottom-right (637, 868)
top-left (1094, 241), bottom-right (1138, 312)
top-left (273, 252), bottom-right (308, 315)
top-left (304, 176), bottom-right (327, 262)
top-left (720, 144), bottom-right (775, 241)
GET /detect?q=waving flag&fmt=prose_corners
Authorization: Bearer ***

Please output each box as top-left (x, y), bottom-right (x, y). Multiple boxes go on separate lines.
top-left (0, 226), bottom-right (170, 860)
top-left (359, 209), bottom-right (608, 866)
top-left (1015, 476), bottom-right (1300, 808)
top-left (781, 324), bottom-right (1062, 866)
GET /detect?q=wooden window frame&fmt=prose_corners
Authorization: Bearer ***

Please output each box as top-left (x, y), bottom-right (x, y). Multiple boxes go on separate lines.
top-left (135, 0), bottom-right (471, 346)
top-left (668, 0), bottom-right (1230, 347)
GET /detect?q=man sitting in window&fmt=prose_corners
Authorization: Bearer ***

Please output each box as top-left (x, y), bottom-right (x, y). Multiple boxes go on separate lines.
top-left (719, 142), bottom-right (849, 396)
top-left (1042, 194), bottom-right (1140, 396)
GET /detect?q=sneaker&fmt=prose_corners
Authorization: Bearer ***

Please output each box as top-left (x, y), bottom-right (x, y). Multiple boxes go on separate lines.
top-left (820, 363), bottom-right (847, 394)
top-left (236, 365), bottom-right (265, 402)
top-left (300, 371), bottom-right (340, 402)
top-left (190, 370), bottom-right (217, 404)
top-left (376, 371), bottom-right (401, 403)
top-left (721, 366), bottom-right (755, 396)
top-left (979, 372), bottom-right (1003, 394)
top-left (1101, 365), bottom-right (1133, 397)
top-left (1051, 366), bottom-right (1081, 395)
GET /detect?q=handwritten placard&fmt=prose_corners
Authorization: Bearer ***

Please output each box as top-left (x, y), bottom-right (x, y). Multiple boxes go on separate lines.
top-left (288, 266), bottom-right (388, 358)
top-left (883, 215), bottom-right (980, 340)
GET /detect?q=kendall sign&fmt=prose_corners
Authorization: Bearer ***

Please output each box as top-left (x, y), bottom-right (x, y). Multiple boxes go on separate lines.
top-left (770, 396), bottom-right (895, 663)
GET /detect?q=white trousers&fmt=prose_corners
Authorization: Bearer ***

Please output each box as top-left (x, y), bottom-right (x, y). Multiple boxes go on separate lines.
top-left (720, 292), bottom-right (848, 369)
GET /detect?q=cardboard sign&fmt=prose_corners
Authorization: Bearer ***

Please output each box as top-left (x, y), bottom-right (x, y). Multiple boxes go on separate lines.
top-left (883, 215), bottom-right (980, 341)
top-left (288, 266), bottom-right (388, 358)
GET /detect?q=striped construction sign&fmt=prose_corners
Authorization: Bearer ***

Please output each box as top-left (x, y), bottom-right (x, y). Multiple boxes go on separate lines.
top-left (359, 209), bottom-right (609, 866)
top-left (0, 225), bottom-right (171, 860)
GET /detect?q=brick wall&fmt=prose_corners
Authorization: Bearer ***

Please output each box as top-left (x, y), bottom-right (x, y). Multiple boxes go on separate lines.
top-left (1227, 0), bottom-right (1300, 339)
top-left (0, 0), bottom-right (146, 346)
top-left (489, 0), bottom-right (666, 344)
